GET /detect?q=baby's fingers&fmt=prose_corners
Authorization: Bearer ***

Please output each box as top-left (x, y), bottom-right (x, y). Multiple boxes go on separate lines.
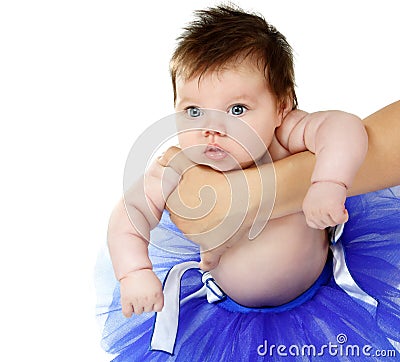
top-left (306, 207), bottom-right (348, 230)
top-left (157, 146), bottom-right (180, 166)
top-left (142, 295), bottom-right (164, 313)
top-left (157, 146), bottom-right (196, 174)
top-left (329, 207), bottom-right (349, 225)
top-left (306, 216), bottom-right (335, 229)
top-left (153, 298), bottom-right (164, 313)
top-left (304, 207), bottom-right (334, 229)
top-left (121, 300), bottom-right (134, 318)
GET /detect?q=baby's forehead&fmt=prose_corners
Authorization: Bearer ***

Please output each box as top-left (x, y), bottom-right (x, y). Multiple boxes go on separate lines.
top-left (174, 62), bottom-right (272, 109)
top-left (177, 59), bottom-right (268, 85)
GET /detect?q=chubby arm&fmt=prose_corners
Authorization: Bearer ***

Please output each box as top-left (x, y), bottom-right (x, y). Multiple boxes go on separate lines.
top-left (276, 109), bottom-right (368, 228)
top-left (108, 161), bottom-right (180, 279)
top-left (165, 100), bottom-right (400, 227)
top-left (108, 161), bottom-right (180, 315)
top-left (266, 100), bottom-right (400, 218)
top-left (161, 100), bottom-right (400, 269)
top-left (276, 110), bottom-right (368, 189)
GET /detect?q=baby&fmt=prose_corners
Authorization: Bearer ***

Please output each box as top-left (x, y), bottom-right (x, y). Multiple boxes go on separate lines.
top-left (107, 5), bottom-right (367, 316)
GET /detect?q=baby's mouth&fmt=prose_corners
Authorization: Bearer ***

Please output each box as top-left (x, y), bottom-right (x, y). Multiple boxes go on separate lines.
top-left (204, 144), bottom-right (228, 160)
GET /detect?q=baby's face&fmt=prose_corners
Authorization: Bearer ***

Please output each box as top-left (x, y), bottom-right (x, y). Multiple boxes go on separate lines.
top-left (174, 60), bottom-right (284, 171)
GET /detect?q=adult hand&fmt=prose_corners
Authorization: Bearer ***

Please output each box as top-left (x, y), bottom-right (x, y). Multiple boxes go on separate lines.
top-left (159, 100), bottom-right (400, 270)
top-left (158, 146), bottom-right (275, 270)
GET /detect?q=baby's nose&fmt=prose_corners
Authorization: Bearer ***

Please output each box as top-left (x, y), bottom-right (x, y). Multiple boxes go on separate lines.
top-left (201, 128), bottom-right (226, 137)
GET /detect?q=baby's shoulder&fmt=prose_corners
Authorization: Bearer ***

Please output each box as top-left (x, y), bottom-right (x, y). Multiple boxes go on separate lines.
top-left (268, 133), bottom-right (292, 160)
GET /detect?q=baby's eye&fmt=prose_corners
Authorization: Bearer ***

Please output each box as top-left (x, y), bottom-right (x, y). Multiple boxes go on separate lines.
top-left (229, 105), bottom-right (247, 116)
top-left (186, 107), bottom-right (203, 118)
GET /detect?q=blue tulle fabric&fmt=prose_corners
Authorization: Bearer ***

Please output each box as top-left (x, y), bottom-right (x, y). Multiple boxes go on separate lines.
top-left (96, 187), bottom-right (400, 361)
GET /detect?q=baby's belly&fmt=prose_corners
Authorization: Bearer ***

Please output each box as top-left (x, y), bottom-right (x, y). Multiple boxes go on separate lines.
top-left (210, 213), bottom-right (328, 307)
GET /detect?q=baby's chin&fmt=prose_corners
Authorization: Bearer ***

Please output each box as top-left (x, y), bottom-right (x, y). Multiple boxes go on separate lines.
top-left (237, 159), bottom-right (257, 170)
top-left (196, 158), bottom-right (256, 172)
top-left (181, 147), bottom-right (261, 171)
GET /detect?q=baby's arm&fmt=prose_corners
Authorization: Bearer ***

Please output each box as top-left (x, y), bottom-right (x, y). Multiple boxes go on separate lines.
top-left (108, 161), bottom-right (180, 316)
top-left (276, 109), bottom-right (368, 229)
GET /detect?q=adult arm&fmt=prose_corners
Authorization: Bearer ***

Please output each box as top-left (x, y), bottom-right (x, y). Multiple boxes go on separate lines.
top-left (163, 100), bottom-right (400, 225)
top-left (160, 100), bottom-right (400, 269)
top-left (273, 100), bottom-right (400, 217)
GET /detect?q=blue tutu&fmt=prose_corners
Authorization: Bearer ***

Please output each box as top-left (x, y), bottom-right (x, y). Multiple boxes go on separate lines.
top-left (95, 187), bottom-right (400, 361)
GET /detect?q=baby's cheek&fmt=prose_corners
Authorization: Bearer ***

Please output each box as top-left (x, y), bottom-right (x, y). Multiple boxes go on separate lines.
top-left (178, 132), bottom-right (200, 150)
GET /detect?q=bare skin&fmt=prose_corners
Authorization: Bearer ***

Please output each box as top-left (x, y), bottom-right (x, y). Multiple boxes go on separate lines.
top-left (108, 62), bottom-right (368, 314)
top-left (162, 100), bottom-right (400, 271)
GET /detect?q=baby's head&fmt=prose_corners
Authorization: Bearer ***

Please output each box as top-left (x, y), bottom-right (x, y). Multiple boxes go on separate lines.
top-left (171, 4), bottom-right (297, 111)
top-left (170, 5), bottom-right (297, 170)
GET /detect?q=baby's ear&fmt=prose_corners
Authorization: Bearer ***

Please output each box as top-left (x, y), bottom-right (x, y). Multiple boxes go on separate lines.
top-left (281, 95), bottom-right (294, 118)
top-left (276, 96), bottom-right (294, 127)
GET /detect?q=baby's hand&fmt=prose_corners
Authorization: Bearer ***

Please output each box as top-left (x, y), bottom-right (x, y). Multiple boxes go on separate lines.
top-left (302, 181), bottom-right (349, 229)
top-left (119, 269), bottom-right (164, 317)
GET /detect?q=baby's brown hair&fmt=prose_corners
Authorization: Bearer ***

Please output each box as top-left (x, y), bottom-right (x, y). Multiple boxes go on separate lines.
top-left (170, 4), bottom-right (298, 111)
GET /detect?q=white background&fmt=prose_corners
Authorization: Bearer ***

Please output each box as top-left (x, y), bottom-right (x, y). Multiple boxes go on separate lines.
top-left (1, 0), bottom-right (399, 360)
